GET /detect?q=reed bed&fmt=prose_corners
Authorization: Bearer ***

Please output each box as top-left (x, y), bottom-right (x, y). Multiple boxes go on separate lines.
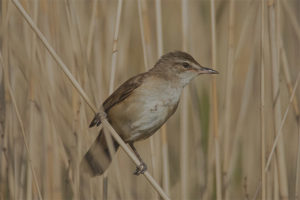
top-left (1, 0), bottom-right (300, 199)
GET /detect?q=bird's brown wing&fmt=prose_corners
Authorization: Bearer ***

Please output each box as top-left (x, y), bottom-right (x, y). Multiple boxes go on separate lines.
top-left (89, 72), bottom-right (148, 127)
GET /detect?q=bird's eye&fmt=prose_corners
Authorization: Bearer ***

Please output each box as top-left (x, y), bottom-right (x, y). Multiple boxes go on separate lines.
top-left (182, 62), bottom-right (190, 68)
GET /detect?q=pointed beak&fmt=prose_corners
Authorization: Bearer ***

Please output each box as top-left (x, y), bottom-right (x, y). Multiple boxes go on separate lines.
top-left (198, 66), bottom-right (219, 74)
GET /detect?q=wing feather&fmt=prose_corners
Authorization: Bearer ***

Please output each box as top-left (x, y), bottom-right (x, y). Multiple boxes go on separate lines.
top-left (89, 73), bottom-right (147, 127)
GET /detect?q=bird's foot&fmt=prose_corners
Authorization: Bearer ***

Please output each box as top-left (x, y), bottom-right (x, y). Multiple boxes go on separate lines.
top-left (89, 113), bottom-right (101, 128)
top-left (133, 162), bottom-right (147, 176)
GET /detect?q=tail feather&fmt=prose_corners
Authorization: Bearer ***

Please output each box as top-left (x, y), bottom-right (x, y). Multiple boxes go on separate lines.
top-left (80, 129), bottom-right (119, 177)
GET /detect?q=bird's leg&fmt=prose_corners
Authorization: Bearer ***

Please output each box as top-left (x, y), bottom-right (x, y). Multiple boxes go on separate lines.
top-left (129, 142), bottom-right (147, 175)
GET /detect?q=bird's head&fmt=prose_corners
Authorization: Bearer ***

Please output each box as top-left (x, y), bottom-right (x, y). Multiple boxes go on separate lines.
top-left (152, 51), bottom-right (218, 86)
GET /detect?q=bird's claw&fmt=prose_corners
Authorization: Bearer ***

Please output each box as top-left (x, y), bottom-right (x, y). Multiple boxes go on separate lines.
top-left (133, 162), bottom-right (147, 176)
top-left (89, 113), bottom-right (101, 128)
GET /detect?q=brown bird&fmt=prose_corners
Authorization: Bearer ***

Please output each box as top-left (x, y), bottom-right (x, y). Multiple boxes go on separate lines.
top-left (80, 51), bottom-right (218, 177)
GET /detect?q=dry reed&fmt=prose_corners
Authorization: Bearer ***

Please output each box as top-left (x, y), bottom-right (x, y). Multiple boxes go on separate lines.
top-left (209, 0), bottom-right (222, 199)
top-left (260, 0), bottom-right (266, 199)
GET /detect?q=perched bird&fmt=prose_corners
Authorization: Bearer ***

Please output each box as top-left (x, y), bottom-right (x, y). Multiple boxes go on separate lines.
top-left (80, 51), bottom-right (218, 177)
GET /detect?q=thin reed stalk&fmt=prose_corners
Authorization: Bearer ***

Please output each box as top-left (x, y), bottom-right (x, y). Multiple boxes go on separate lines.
top-left (161, 126), bottom-right (170, 195)
top-left (10, 1), bottom-right (170, 199)
top-left (26, 1), bottom-right (39, 199)
top-left (234, 1), bottom-right (256, 60)
top-left (267, 1), bottom-right (289, 198)
top-left (138, 0), bottom-right (149, 71)
top-left (137, 2), bottom-right (159, 194)
top-left (109, 0), bottom-right (123, 93)
top-left (223, 0), bottom-right (235, 188)
top-left (181, 0), bottom-right (189, 199)
top-left (274, 160), bottom-right (280, 200)
top-left (155, 0), bottom-right (163, 57)
top-left (260, 0), bottom-right (266, 199)
top-left (86, 0), bottom-right (98, 62)
top-left (296, 121), bottom-right (300, 199)
top-left (155, 0), bottom-right (170, 195)
top-left (104, 0), bottom-right (125, 199)
top-left (210, 0), bottom-right (222, 199)
top-left (65, 4), bottom-right (84, 197)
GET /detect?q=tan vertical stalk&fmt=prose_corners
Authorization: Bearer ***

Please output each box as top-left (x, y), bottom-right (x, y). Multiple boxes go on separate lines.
top-left (138, 3), bottom-right (160, 199)
top-left (71, 59), bottom-right (81, 200)
top-left (108, 0), bottom-right (123, 93)
top-left (260, 0), bottom-right (266, 199)
top-left (180, 0), bottom-right (189, 199)
top-left (24, 1), bottom-right (39, 199)
top-left (6, 2), bottom-right (17, 199)
top-left (210, 0), bottom-right (222, 199)
top-left (104, 0), bottom-right (125, 199)
top-left (274, 160), bottom-right (279, 200)
top-left (267, 1), bottom-right (289, 199)
top-left (296, 120), bottom-right (300, 199)
top-left (0, 3), bottom-right (7, 199)
top-left (155, 0), bottom-right (170, 195)
top-left (137, 0), bottom-right (150, 71)
top-left (86, 0), bottom-right (98, 62)
top-left (223, 0), bottom-right (235, 184)
top-left (234, 2), bottom-right (257, 60)
top-left (155, 0), bottom-right (163, 57)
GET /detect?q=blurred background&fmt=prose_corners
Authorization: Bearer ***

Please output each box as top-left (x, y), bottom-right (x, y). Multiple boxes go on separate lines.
top-left (0, 0), bottom-right (300, 199)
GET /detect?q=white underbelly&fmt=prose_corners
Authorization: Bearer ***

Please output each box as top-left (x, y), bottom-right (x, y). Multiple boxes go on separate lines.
top-left (130, 101), bottom-right (169, 132)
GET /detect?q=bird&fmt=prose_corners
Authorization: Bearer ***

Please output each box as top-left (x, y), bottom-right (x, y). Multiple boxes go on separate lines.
top-left (80, 51), bottom-right (218, 177)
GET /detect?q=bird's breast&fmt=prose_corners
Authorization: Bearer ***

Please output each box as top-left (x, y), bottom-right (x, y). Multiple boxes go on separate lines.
top-left (108, 80), bottom-right (182, 142)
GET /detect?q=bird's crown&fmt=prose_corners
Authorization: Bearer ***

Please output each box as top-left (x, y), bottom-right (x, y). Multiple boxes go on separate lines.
top-left (155, 51), bottom-right (200, 66)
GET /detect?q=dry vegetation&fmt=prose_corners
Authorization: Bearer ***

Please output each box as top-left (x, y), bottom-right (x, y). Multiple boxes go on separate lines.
top-left (0, 0), bottom-right (300, 199)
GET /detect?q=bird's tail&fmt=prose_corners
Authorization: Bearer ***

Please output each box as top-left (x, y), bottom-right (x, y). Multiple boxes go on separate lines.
top-left (80, 129), bottom-right (119, 177)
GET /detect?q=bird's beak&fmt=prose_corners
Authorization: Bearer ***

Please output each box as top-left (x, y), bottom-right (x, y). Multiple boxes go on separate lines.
top-left (198, 66), bottom-right (219, 74)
